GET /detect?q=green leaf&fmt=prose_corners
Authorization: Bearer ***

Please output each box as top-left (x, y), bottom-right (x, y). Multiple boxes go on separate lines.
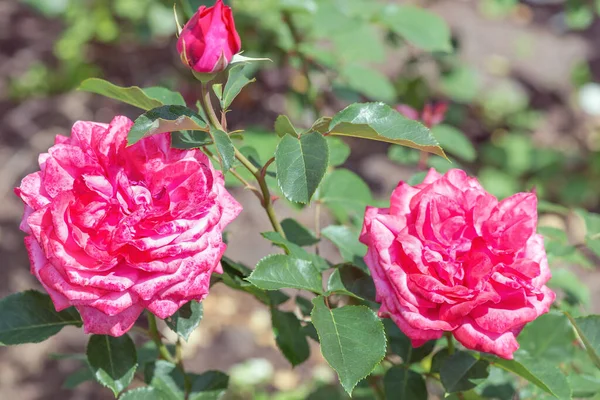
top-left (326, 269), bottom-right (363, 299)
top-left (575, 209), bottom-right (600, 258)
top-left (517, 311), bottom-right (576, 362)
top-left (566, 314), bottom-right (600, 370)
top-left (86, 334), bottom-right (137, 396)
top-left (316, 169), bottom-right (372, 223)
top-left (329, 103), bottom-right (446, 159)
top-left (275, 131), bottom-right (329, 203)
top-left (281, 218), bottom-right (320, 246)
top-left (0, 290), bottom-right (82, 345)
top-left (119, 387), bottom-right (167, 400)
top-left (274, 115), bottom-right (299, 138)
top-left (321, 225), bottom-right (367, 269)
top-left (383, 320), bottom-right (436, 363)
top-left (380, 5), bottom-right (452, 52)
top-left (337, 264), bottom-right (376, 302)
top-left (145, 360), bottom-right (185, 399)
top-left (248, 254), bottom-right (324, 293)
top-left (440, 351), bottom-right (489, 393)
top-left (489, 355), bottom-right (572, 399)
top-left (142, 87), bottom-right (186, 107)
top-left (171, 130), bottom-right (213, 149)
top-left (79, 78), bottom-right (169, 110)
top-left (311, 296), bottom-right (386, 395)
top-left (327, 137), bottom-right (350, 167)
top-left (165, 301), bottom-right (203, 342)
top-left (261, 231), bottom-right (329, 271)
top-left (430, 348), bottom-right (451, 373)
top-left (221, 64), bottom-right (255, 109)
top-left (188, 370), bottom-right (229, 400)
top-left (433, 124), bottom-right (476, 162)
top-left (220, 257), bottom-right (289, 306)
top-left (384, 366), bottom-right (427, 400)
top-left (271, 309), bottom-right (310, 366)
top-left (210, 127), bottom-right (235, 171)
top-left (341, 64), bottom-right (396, 102)
top-left (128, 105), bottom-right (209, 146)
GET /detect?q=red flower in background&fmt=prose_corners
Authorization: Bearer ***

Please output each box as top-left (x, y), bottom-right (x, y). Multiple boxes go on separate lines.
top-left (397, 102), bottom-right (448, 128)
top-left (177, 0), bottom-right (241, 73)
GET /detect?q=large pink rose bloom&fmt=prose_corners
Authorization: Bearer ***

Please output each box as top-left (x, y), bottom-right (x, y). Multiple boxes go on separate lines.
top-left (15, 116), bottom-right (242, 336)
top-left (360, 169), bottom-right (555, 359)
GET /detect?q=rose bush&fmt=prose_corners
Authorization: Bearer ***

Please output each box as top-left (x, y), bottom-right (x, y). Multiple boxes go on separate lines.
top-left (360, 168), bottom-right (555, 359)
top-left (14, 116), bottom-right (241, 336)
top-left (177, 0), bottom-right (241, 73)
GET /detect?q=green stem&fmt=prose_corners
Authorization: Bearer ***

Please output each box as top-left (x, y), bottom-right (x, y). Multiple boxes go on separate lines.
top-left (199, 82), bottom-right (286, 238)
top-left (234, 147), bottom-right (285, 238)
top-left (445, 331), bottom-right (455, 355)
top-left (147, 312), bottom-right (176, 363)
top-left (201, 83), bottom-right (223, 130)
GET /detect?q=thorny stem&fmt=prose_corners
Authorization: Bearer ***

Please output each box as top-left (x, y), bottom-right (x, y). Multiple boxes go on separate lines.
top-left (199, 82), bottom-right (286, 238)
top-left (147, 312), bottom-right (176, 364)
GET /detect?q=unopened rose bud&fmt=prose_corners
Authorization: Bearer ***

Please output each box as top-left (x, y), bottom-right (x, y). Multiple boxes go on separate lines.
top-left (177, 0), bottom-right (241, 76)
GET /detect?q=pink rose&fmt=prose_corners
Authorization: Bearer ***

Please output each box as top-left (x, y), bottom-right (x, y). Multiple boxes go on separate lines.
top-left (15, 116), bottom-right (242, 336)
top-left (396, 102), bottom-right (448, 128)
top-left (359, 169), bottom-right (555, 359)
top-left (177, 0), bottom-right (242, 73)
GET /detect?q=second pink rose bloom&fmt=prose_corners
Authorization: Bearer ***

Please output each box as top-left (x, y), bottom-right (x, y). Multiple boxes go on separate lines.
top-left (360, 169), bottom-right (555, 359)
top-left (177, 0), bottom-right (242, 73)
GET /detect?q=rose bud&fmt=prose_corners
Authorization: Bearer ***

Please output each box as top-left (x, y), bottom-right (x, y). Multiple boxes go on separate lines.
top-left (396, 102), bottom-right (448, 128)
top-left (360, 169), bottom-right (555, 359)
top-left (177, 0), bottom-right (241, 75)
top-left (15, 116), bottom-right (242, 336)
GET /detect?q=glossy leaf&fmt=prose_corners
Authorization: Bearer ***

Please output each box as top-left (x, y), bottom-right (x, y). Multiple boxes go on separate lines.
top-left (441, 351), bottom-right (489, 393)
top-left (271, 309), bottom-right (310, 366)
top-left (220, 257), bottom-right (289, 306)
top-left (142, 87), bottom-right (187, 107)
top-left (87, 334), bottom-right (137, 396)
top-left (79, 78), bottom-right (184, 110)
top-left (221, 64), bottom-right (255, 109)
top-left (0, 290), bottom-right (82, 345)
top-left (489, 355), bottom-right (571, 399)
top-left (210, 127), bottom-right (235, 171)
top-left (311, 296), bottom-right (386, 395)
top-left (566, 314), bottom-right (600, 370)
top-left (328, 103), bottom-right (445, 158)
top-left (274, 115), bottom-right (299, 138)
top-left (275, 131), bottom-right (329, 203)
top-left (128, 105), bottom-right (209, 145)
top-left (384, 367), bottom-right (427, 400)
top-left (281, 218), bottom-right (320, 246)
top-left (248, 254), bottom-right (324, 294)
top-left (381, 5), bottom-right (452, 52)
top-left (188, 370), bottom-right (229, 400)
top-left (165, 301), bottom-right (203, 342)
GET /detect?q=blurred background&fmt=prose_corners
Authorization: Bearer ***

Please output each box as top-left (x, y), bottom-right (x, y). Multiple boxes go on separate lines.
top-left (1, 0), bottom-right (600, 398)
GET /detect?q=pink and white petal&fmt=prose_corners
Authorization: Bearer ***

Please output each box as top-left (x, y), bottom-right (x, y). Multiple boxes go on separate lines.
top-left (453, 320), bottom-right (519, 359)
top-left (146, 298), bottom-right (187, 319)
top-left (24, 236), bottom-right (71, 311)
top-left (89, 291), bottom-right (138, 317)
top-left (385, 310), bottom-right (444, 348)
top-left (78, 303), bottom-right (144, 337)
